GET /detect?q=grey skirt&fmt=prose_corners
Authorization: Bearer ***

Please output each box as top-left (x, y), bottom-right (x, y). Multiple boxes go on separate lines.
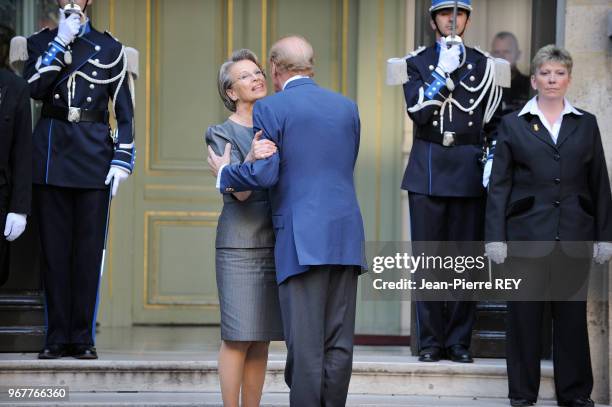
top-left (216, 248), bottom-right (284, 341)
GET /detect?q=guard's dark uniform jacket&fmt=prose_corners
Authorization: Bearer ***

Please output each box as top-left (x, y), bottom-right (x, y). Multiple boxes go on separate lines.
top-left (12, 21), bottom-right (136, 350)
top-left (402, 45), bottom-right (502, 197)
top-left (23, 23), bottom-right (135, 188)
top-left (399, 42), bottom-right (506, 354)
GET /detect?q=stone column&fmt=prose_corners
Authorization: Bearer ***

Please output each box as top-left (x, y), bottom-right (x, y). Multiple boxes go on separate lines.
top-left (564, 0), bottom-right (612, 403)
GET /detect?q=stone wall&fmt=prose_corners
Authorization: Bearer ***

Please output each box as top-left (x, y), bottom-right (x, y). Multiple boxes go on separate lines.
top-left (564, 0), bottom-right (612, 403)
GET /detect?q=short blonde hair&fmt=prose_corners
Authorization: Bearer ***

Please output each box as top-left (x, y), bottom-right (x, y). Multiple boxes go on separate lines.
top-left (269, 35), bottom-right (314, 76)
top-left (531, 45), bottom-right (573, 76)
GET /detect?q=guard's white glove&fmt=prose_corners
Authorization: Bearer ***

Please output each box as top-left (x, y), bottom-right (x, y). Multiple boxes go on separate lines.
top-left (437, 37), bottom-right (462, 74)
top-left (4, 213), bottom-right (27, 242)
top-left (105, 166), bottom-right (130, 197)
top-left (485, 242), bottom-right (507, 265)
top-left (55, 10), bottom-right (81, 46)
top-left (593, 242), bottom-right (612, 264)
top-left (482, 158), bottom-right (493, 189)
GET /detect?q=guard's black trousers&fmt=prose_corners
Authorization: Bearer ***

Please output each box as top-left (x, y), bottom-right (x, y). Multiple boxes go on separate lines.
top-left (408, 192), bottom-right (485, 350)
top-left (34, 185), bottom-right (109, 346)
top-left (0, 186), bottom-right (9, 285)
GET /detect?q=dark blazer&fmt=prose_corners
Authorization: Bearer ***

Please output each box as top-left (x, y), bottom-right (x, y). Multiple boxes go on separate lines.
top-left (402, 46), bottom-right (494, 197)
top-left (0, 68), bottom-right (32, 215)
top-left (485, 108), bottom-right (612, 254)
top-left (23, 24), bottom-right (134, 188)
top-left (219, 78), bottom-right (365, 284)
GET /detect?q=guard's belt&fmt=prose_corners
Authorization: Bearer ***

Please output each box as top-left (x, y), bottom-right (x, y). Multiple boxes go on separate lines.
top-left (415, 130), bottom-right (483, 147)
top-left (42, 104), bottom-right (109, 124)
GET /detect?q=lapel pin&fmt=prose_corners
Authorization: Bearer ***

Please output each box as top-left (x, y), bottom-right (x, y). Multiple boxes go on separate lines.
top-left (533, 124), bottom-right (539, 132)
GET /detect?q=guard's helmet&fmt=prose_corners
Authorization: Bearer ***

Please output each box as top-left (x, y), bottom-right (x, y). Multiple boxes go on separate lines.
top-left (430, 0), bottom-right (472, 14)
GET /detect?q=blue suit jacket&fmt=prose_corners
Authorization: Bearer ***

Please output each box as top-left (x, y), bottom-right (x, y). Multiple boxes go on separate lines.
top-left (219, 78), bottom-right (365, 284)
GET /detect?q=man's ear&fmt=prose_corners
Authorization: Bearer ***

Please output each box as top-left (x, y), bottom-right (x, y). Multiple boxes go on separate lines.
top-left (429, 18), bottom-right (437, 31)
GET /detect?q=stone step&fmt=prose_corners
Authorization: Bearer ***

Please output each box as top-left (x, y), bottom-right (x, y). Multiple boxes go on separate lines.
top-left (0, 392), bottom-right (597, 407)
top-left (0, 353), bottom-right (556, 400)
top-left (0, 294), bottom-right (46, 352)
top-left (0, 295), bottom-right (45, 327)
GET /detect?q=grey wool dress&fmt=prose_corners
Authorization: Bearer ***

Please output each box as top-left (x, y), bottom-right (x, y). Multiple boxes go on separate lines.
top-left (205, 119), bottom-right (283, 341)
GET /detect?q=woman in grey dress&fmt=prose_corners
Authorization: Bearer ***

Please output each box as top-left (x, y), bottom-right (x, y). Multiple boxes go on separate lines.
top-left (205, 49), bottom-right (282, 407)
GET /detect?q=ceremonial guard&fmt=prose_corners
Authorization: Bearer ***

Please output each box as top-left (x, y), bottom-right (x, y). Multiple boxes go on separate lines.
top-left (0, 25), bottom-right (32, 286)
top-left (10, 0), bottom-right (138, 359)
top-left (387, 0), bottom-right (509, 362)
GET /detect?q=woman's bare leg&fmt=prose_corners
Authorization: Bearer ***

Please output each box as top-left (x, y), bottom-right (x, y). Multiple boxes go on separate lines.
top-left (218, 340), bottom-right (251, 407)
top-left (241, 341), bottom-right (270, 407)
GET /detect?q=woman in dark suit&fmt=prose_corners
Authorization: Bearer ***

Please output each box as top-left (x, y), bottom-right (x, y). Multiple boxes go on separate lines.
top-left (485, 45), bottom-right (612, 407)
top-left (205, 49), bottom-right (281, 407)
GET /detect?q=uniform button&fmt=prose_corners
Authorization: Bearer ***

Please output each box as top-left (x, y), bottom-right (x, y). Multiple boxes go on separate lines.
top-left (92, 71), bottom-right (98, 77)
top-left (469, 110), bottom-right (474, 116)
top-left (94, 58), bottom-right (100, 63)
top-left (468, 121), bottom-right (473, 127)
top-left (434, 110), bottom-right (439, 115)
top-left (87, 97), bottom-right (92, 102)
top-left (95, 45), bottom-right (101, 51)
top-left (467, 64), bottom-right (473, 70)
top-left (555, 236), bottom-right (561, 241)
top-left (553, 201), bottom-right (560, 207)
top-left (54, 94), bottom-right (60, 99)
top-left (433, 121), bottom-right (438, 127)
top-left (469, 99), bottom-right (475, 104)
top-left (554, 178), bottom-right (561, 184)
top-left (89, 84), bottom-right (95, 90)
top-left (429, 65), bottom-right (434, 71)
top-left (470, 75), bottom-right (475, 81)
top-left (554, 153), bottom-right (560, 161)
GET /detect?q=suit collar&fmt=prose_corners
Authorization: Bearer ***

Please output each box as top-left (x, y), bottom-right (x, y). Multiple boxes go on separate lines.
top-left (519, 96), bottom-right (583, 118)
top-left (519, 97), bottom-right (582, 148)
top-left (522, 114), bottom-right (556, 149)
top-left (556, 113), bottom-right (579, 148)
top-left (520, 112), bottom-right (580, 149)
top-left (283, 76), bottom-right (315, 90)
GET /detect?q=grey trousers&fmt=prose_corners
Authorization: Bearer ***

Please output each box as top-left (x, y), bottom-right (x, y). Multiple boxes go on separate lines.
top-left (279, 265), bottom-right (359, 407)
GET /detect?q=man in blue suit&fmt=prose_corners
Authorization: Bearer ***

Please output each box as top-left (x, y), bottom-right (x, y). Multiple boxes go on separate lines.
top-left (208, 36), bottom-right (364, 407)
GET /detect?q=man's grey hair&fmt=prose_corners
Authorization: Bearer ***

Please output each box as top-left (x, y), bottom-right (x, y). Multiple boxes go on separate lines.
top-left (531, 44), bottom-right (573, 76)
top-left (217, 49), bottom-right (263, 112)
top-left (268, 35), bottom-right (314, 76)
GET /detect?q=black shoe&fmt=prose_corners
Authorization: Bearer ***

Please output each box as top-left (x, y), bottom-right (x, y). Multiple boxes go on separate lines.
top-left (558, 398), bottom-right (594, 407)
top-left (510, 399), bottom-right (534, 406)
top-left (447, 344), bottom-right (474, 363)
top-left (38, 344), bottom-right (67, 359)
top-left (418, 347), bottom-right (442, 362)
top-left (72, 345), bottom-right (98, 360)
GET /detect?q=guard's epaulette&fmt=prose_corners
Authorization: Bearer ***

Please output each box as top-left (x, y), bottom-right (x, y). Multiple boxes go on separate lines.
top-left (407, 45), bottom-right (426, 59)
top-left (30, 27), bottom-right (49, 38)
top-left (104, 30), bottom-right (120, 42)
top-left (473, 46), bottom-right (492, 59)
top-left (386, 46), bottom-right (427, 86)
top-left (473, 46), bottom-right (511, 88)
